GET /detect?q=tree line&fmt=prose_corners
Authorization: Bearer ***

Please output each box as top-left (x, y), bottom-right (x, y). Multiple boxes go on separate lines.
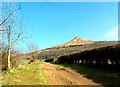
top-left (52, 44), bottom-right (120, 71)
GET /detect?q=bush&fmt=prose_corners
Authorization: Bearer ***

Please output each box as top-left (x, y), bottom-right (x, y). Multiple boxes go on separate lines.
top-left (56, 44), bottom-right (120, 71)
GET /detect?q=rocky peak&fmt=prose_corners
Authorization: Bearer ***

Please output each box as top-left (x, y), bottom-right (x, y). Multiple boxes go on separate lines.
top-left (71, 36), bottom-right (81, 42)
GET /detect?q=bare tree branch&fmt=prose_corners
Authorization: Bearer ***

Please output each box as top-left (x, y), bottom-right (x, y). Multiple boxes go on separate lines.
top-left (0, 6), bottom-right (21, 27)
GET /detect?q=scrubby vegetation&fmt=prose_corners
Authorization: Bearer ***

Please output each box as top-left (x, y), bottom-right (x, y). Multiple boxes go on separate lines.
top-left (54, 44), bottom-right (120, 72)
top-left (38, 41), bottom-right (118, 60)
top-left (1, 52), bottom-right (24, 70)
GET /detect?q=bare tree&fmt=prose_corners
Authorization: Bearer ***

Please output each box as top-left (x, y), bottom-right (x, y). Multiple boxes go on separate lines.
top-left (0, 3), bottom-right (26, 70)
top-left (27, 42), bottom-right (39, 60)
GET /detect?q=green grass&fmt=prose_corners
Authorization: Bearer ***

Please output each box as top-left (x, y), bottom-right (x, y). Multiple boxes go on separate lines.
top-left (56, 63), bottom-right (120, 86)
top-left (23, 59), bottom-right (30, 64)
top-left (2, 62), bottom-right (48, 85)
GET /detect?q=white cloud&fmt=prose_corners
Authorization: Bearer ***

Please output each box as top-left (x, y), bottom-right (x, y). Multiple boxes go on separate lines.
top-left (105, 26), bottom-right (118, 37)
top-left (104, 25), bottom-right (118, 41)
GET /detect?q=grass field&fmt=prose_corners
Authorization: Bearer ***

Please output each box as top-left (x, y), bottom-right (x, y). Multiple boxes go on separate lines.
top-left (56, 63), bottom-right (120, 86)
top-left (2, 62), bottom-right (48, 85)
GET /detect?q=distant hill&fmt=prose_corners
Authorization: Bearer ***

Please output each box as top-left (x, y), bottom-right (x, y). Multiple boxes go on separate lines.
top-left (36, 37), bottom-right (118, 60)
top-left (12, 36), bottom-right (118, 67)
top-left (52, 36), bottom-right (95, 48)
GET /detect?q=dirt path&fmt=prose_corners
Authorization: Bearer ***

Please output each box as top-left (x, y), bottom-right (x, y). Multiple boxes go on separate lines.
top-left (39, 63), bottom-right (102, 85)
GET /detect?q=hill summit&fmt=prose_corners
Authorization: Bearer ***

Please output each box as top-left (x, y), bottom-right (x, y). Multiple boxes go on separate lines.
top-left (53, 36), bottom-right (95, 48)
top-left (71, 36), bottom-right (81, 42)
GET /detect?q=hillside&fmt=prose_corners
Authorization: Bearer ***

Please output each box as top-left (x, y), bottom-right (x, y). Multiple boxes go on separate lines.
top-left (36, 36), bottom-right (118, 60)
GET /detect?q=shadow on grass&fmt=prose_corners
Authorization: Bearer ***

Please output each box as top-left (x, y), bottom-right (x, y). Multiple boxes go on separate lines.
top-left (55, 63), bottom-right (120, 87)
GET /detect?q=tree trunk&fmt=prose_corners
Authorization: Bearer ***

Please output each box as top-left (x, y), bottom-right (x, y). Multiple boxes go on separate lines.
top-left (7, 26), bottom-right (11, 70)
top-left (7, 46), bottom-right (11, 70)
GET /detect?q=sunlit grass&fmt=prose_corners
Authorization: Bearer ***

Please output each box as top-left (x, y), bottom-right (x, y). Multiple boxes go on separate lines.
top-left (2, 62), bottom-right (48, 85)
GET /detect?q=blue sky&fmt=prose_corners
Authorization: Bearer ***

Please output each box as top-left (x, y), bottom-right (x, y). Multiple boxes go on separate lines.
top-left (17, 2), bottom-right (118, 51)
